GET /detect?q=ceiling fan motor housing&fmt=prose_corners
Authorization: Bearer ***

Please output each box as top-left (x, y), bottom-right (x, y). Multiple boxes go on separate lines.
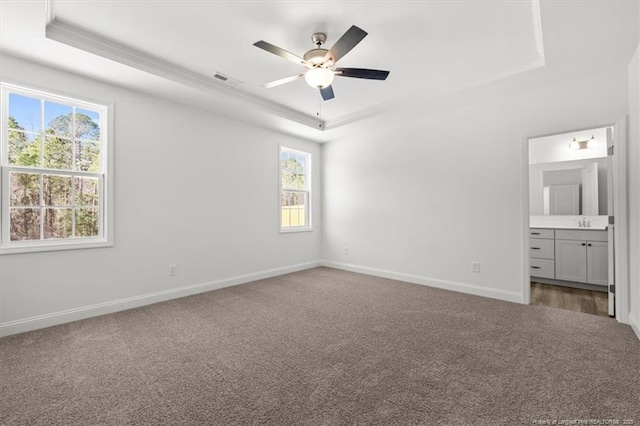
top-left (311, 32), bottom-right (327, 47)
top-left (304, 48), bottom-right (329, 66)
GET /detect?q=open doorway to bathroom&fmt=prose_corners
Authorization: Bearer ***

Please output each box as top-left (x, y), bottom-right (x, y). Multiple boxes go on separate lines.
top-left (527, 126), bottom-right (614, 317)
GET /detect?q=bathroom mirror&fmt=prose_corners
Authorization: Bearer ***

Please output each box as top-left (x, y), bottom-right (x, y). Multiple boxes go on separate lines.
top-left (529, 158), bottom-right (607, 216)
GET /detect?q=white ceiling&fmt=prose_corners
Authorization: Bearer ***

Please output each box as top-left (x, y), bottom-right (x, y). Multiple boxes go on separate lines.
top-left (0, 1), bottom-right (637, 142)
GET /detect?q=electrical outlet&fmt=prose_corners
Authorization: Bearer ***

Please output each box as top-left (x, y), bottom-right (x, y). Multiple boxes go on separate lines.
top-left (169, 264), bottom-right (177, 276)
top-left (471, 261), bottom-right (480, 273)
top-left (344, 247), bottom-right (349, 255)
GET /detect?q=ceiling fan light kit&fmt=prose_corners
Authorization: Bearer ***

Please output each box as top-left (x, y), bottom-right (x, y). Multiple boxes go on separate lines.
top-left (304, 67), bottom-right (334, 89)
top-left (253, 25), bottom-right (390, 101)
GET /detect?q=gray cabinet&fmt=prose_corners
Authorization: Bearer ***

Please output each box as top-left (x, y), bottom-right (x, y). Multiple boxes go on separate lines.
top-left (586, 241), bottom-right (608, 285)
top-left (554, 230), bottom-right (608, 286)
top-left (530, 228), bottom-right (555, 279)
top-left (530, 228), bottom-right (608, 286)
top-left (555, 239), bottom-right (587, 282)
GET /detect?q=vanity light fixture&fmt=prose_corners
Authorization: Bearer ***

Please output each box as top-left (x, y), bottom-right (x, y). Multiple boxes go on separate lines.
top-left (569, 135), bottom-right (595, 150)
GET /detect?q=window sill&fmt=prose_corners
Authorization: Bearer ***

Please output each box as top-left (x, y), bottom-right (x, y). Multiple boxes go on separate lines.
top-left (279, 227), bottom-right (314, 234)
top-left (0, 239), bottom-right (113, 255)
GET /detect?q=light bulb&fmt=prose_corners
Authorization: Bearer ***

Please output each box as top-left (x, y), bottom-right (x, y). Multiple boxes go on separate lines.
top-left (305, 67), bottom-right (334, 89)
top-left (569, 138), bottom-right (580, 150)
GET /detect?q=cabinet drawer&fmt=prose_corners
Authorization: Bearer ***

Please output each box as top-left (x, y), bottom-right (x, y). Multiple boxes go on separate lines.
top-left (530, 228), bottom-right (554, 239)
top-left (555, 229), bottom-right (608, 242)
top-left (530, 258), bottom-right (555, 279)
top-left (530, 238), bottom-right (554, 259)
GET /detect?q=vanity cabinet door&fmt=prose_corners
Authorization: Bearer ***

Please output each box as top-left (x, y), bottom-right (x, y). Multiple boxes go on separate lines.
top-left (587, 241), bottom-right (608, 286)
top-left (555, 239), bottom-right (587, 282)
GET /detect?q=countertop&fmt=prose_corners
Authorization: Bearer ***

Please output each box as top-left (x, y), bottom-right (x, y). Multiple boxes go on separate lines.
top-left (530, 225), bottom-right (608, 231)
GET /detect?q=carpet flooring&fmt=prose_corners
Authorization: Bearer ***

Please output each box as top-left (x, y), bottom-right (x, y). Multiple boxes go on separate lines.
top-left (1, 267), bottom-right (639, 425)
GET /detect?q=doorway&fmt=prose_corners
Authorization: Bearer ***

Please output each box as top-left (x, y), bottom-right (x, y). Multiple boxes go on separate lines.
top-left (523, 122), bottom-right (629, 322)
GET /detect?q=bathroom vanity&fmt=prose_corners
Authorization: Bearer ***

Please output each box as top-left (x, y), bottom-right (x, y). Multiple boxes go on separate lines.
top-left (530, 227), bottom-right (608, 288)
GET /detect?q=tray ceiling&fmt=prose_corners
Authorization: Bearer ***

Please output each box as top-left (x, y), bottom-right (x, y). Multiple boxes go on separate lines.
top-left (10, 0), bottom-right (544, 132)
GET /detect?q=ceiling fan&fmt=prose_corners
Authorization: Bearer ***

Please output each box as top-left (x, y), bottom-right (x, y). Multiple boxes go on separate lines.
top-left (253, 25), bottom-right (390, 101)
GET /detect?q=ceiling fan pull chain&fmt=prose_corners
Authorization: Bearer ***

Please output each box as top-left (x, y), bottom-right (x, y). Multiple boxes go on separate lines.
top-left (317, 90), bottom-right (321, 119)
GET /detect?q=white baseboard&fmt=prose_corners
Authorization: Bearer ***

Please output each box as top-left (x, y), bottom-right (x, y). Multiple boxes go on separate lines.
top-left (0, 260), bottom-right (321, 338)
top-left (629, 313), bottom-right (640, 342)
top-left (321, 260), bottom-right (522, 304)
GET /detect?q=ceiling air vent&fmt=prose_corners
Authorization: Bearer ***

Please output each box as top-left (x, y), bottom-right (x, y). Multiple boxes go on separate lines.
top-left (212, 72), bottom-right (243, 87)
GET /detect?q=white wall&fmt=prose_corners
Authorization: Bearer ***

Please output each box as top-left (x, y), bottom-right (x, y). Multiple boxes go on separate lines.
top-left (628, 45), bottom-right (640, 338)
top-left (322, 70), bottom-right (628, 303)
top-left (0, 55), bottom-right (322, 336)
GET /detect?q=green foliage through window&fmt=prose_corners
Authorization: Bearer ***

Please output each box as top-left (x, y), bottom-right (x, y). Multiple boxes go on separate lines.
top-left (3, 87), bottom-right (106, 243)
top-left (280, 147), bottom-right (310, 229)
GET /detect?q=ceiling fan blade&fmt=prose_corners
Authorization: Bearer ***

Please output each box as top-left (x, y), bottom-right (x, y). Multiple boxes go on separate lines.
top-left (324, 25), bottom-right (368, 65)
top-left (253, 40), bottom-right (310, 67)
top-left (320, 85), bottom-right (335, 101)
top-left (263, 74), bottom-right (305, 88)
top-left (335, 68), bottom-right (390, 80)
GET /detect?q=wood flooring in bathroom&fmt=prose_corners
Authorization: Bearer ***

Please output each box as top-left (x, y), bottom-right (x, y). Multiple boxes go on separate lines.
top-left (530, 282), bottom-right (609, 317)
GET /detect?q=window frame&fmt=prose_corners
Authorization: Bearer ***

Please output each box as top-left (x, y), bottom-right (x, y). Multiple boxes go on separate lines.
top-left (279, 145), bottom-right (312, 233)
top-left (0, 82), bottom-right (114, 255)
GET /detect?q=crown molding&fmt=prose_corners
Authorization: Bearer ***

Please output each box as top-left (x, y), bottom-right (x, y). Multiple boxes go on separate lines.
top-left (45, 18), bottom-right (324, 131)
top-left (45, 0), bottom-right (55, 25)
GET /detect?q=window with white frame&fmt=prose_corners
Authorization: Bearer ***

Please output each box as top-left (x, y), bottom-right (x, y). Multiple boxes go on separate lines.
top-left (280, 146), bottom-right (311, 231)
top-left (1, 83), bottom-right (111, 253)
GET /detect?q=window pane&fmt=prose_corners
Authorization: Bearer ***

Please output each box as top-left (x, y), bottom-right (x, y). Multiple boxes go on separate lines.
top-left (10, 172), bottom-right (40, 206)
top-left (44, 208), bottom-right (72, 239)
top-left (75, 140), bottom-right (100, 171)
top-left (43, 175), bottom-right (72, 206)
top-left (8, 93), bottom-right (41, 132)
top-left (75, 208), bottom-right (99, 237)
top-left (281, 157), bottom-right (305, 190)
top-left (8, 130), bottom-right (40, 166)
top-left (281, 191), bottom-right (307, 227)
top-left (10, 208), bottom-right (40, 241)
top-left (75, 109), bottom-right (100, 140)
top-left (44, 136), bottom-right (73, 169)
top-left (44, 101), bottom-right (73, 138)
top-left (75, 177), bottom-right (99, 207)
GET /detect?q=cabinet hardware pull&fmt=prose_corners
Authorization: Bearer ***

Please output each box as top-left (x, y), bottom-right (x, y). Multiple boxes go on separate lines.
top-left (581, 243), bottom-right (586, 246)
top-left (531, 232), bottom-right (541, 235)
top-left (588, 243), bottom-right (592, 246)
top-left (531, 247), bottom-right (540, 250)
top-left (531, 266), bottom-right (541, 269)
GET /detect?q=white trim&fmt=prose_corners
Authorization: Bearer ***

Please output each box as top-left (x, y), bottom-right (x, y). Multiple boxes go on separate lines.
top-left (0, 239), bottom-right (112, 255)
top-left (629, 313), bottom-right (640, 342)
top-left (521, 133), bottom-right (532, 305)
top-left (530, 0), bottom-right (545, 59)
top-left (612, 117), bottom-right (629, 323)
top-left (0, 260), bottom-right (321, 337)
top-left (45, 0), bottom-right (56, 25)
top-left (321, 260), bottom-right (522, 304)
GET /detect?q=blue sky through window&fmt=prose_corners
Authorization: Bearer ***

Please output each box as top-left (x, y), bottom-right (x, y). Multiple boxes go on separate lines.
top-left (8, 94), bottom-right (40, 132)
top-left (8, 93), bottom-right (101, 134)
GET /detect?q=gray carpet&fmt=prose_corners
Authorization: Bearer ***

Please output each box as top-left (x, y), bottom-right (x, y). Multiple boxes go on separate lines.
top-left (1, 267), bottom-right (639, 425)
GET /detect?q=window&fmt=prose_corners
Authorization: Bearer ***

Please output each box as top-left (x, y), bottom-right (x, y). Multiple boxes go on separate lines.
top-left (1, 83), bottom-right (112, 254)
top-left (280, 146), bottom-right (311, 232)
